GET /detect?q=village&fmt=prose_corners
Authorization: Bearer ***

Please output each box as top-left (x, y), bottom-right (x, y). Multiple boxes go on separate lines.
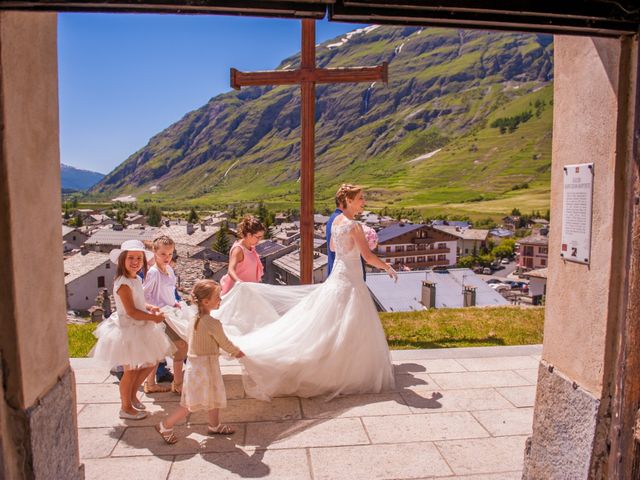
top-left (62, 196), bottom-right (550, 320)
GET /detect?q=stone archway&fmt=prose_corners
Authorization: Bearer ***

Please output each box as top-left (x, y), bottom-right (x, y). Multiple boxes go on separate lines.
top-left (0, 5), bottom-right (638, 479)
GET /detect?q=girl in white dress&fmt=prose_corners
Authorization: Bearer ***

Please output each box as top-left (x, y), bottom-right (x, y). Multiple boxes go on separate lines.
top-left (93, 240), bottom-right (176, 420)
top-left (156, 280), bottom-right (245, 444)
top-left (214, 184), bottom-right (398, 401)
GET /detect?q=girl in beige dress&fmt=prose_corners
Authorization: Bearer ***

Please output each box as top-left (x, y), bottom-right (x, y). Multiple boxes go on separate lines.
top-left (155, 280), bottom-right (244, 444)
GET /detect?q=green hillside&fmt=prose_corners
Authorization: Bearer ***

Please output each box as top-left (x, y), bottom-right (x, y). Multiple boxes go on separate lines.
top-left (89, 26), bottom-right (553, 217)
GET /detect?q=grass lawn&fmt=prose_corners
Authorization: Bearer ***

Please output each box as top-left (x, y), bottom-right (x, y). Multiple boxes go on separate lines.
top-left (68, 306), bottom-right (544, 357)
top-left (67, 323), bottom-right (98, 358)
top-left (380, 306), bottom-right (544, 349)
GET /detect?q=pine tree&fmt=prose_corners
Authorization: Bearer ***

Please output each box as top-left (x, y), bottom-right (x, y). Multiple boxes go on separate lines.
top-left (146, 206), bottom-right (162, 227)
top-left (187, 207), bottom-right (199, 224)
top-left (212, 223), bottom-right (231, 255)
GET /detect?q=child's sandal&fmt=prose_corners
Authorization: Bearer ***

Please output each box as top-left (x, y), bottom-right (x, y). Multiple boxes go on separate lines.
top-left (155, 422), bottom-right (178, 444)
top-left (171, 381), bottom-right (182, 395)
top-left (144, 382), bottom-right (170, 394)
top-left (207, 424), bottom-right (235, 435)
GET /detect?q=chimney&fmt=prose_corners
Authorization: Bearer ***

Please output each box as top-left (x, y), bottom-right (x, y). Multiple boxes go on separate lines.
top-left (80, 245), bottom-right (88, 256)
top-left (463, 285), bottom-right (477, 307)
top-left (200, 222), bottom-right (206, 231)
top-left (165, 220), bottom-right (170, 227)
top-left (186, 223), bottom-right (194, 235)
top-left (421, 281), bottom-right (436, 309)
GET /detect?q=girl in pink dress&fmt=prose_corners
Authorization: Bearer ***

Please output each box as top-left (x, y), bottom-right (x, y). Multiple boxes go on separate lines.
top-left (220, 215), bottom-right (265, 295)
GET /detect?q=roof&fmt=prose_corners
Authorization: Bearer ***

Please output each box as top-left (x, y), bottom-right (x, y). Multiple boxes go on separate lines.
top-left (434, 226), bottom-right (489, 241)
top-left (313, 238), bottom-right (327, 248)
top-left (62, 225), bottom-right (76, 237)
top-left (64, 252), bottom-right (110, 284)
top-left (255, 240), bottom-right (289, 257)
top-left (273, 250), bottom-right (327, 276)
top-left (527, 268), bottom-right (548, 279)
top-left (489, 228), bottom-right (515, 238)
top-left (158, 223), bottom-right (220, 247)
top-left (377, 223), bottom-right (424, 243)
top-left (314, 214), bottom-right (330, 224)
top-left (518, 235), bottom-right (549, 246)
top-left (85, 227), bottom-right (159, 246)
top-left (366, 268), bottom-right (508, 312)
top-left (431, 220), bottom-right (471, 229)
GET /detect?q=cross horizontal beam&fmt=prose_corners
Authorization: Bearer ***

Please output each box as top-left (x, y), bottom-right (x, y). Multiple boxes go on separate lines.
top-left (230, 63), bottom-right (387, 90)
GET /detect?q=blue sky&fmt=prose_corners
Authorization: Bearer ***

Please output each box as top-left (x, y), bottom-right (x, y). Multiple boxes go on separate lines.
top-left (58, 14), bottom-right (365, 174)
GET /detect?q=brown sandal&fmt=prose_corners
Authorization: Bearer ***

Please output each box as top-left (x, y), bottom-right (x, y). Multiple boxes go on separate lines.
top-left (207, 424), bottom-right (235, 435)
top-left (155, 422), bottom-right (178, 444)
top-left (171, 381), bottom-right (182, 395)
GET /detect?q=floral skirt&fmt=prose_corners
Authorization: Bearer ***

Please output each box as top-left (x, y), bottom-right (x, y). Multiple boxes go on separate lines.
top-left (181, 355), bottom-right (227, 411)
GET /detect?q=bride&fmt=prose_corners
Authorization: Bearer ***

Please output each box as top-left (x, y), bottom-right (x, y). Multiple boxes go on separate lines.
top-left (167, 184), bottom-right (398, 401)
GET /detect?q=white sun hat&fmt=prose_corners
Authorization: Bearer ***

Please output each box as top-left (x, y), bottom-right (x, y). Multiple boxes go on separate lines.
top-left (109, 239), bottom-right (154, 264)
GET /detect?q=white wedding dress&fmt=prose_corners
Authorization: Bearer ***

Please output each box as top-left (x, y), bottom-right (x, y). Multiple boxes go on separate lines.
top-left (164, 216), bottom-right (395, 401)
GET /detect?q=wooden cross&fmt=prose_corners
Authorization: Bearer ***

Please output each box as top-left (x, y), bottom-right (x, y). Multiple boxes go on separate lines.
top-left (231, 19), bottom-right (387, 284)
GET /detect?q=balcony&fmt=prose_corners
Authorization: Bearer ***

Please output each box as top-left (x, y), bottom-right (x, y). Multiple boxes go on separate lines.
top-left (380, 247), bottom-right (450, 258)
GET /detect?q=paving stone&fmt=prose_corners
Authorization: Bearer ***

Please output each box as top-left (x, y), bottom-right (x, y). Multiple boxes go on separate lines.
top-left (364, 412), bottom-right (489, 444)
top-left (76, 383), bottom-right (124, 404)
top-left (78, 427), bottom-right (124, 459)
top-left (456, 356), bottom-right (539, 372)
top-left (429, 371), bottom-right (530, 390)
top-left (111, 424), bottom-right (246, 457)
top-left (393, 373), bottom-right (441, 390)
top-left (245, 418), bottom-right (369, 449)
top-left (169, 449), bottom-right (311, 479)
top-left (222, 374), bottom-right (246, 399)
top-left (73, 368), bottom-right (111, 384)
top-left (77, 402), bottom-right (177, 428)
top-left (435, 436), bottom-right (528, 475)
top-left (400, 388), bottom-right (513, 414)
top-left (437, 472), bottom-right (522, 480)
top-left (496, 386), bottom-right (537, 408)
top-left (83, 456), bottom-right (173, 480)
top-left (310, 442), bottom-right (453, 479)
top-left (472, 408), bottom-right (534, 436)
top-left (188, 397), bottom-right (301, 424)
top-left (393, 359), bottom-right (467, 374)
top-left (514, 369), bottom-right (539, 384)
top-left (301, 393), bottom-right (411, 419)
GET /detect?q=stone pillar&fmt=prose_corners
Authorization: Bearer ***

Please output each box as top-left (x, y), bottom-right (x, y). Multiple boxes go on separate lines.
top-left (421, 281), bottom-right (436, 308)
top-left (523, 35), bottom-right (638, 478)
top-left (0, 12), bottom-right (83, 479)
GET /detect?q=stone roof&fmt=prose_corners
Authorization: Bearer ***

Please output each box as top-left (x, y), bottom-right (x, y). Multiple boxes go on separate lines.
top-left (158, 223), bottom-right (220, 247)
top-left (273, 250), bottom-right (327, 276)
top-left (62, 225), bottom-right (76, 237)
top-left (255, 240), bottom-right (289, 258)
top-left (85, 227), bottom-right (159, 246)
top-left (518, 235), bottom-right (549, 246)
top-left (64, 252), bottom-right (110, 285)
top-left (174, 257), bottom-right (227, 294)
top-left (527, 268), bottom-right (548, 279)
top-left (433, 226), bottom-right (489, 241)
top-left (377, 223), bottom-right (424, 244)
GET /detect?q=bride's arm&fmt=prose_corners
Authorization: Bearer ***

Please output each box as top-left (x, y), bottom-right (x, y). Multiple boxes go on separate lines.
top-left (352, 224), bottom-right (397, 280)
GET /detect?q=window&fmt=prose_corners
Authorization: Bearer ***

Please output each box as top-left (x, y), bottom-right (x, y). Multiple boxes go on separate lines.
top-left (72, 235), bottom-right (76, 241)
top-left (417, 244), bottom-right (426, 250)
top-left (464, 248), bottom-right (469, 254)
top-left (437, 254), bottom-right (447, 261)
top-left (417, 256), bottom-right (425, 262)
top-left (539, 246), bottom-right (548, 255)
top-left (406, 257), bottom-right (415, 263)
top-left (105, 262), bottom-right (110, 269)
top-left (406, 245), bottom-right (415, 252)
top-left (541, 259), bottom-right (546, 266)
top-left (428, 255), bottom-right (435, 262)
top-left (396, 246), bottom-right (405, 252)
top-left (97, 276), bottom-right (105, 288)
top-left (386, 246), bottom-right (391, 253)
top-left (438, 243), bottom-right (447, 249)
top-left (523, 246), bottom-right (534, 256)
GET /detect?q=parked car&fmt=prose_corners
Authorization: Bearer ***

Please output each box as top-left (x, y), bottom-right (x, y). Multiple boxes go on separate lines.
top-left (490, 283), bottom-right (510, 291)
top-left (486, 278), bottom-right (503, 284)
top-left (501, 258), bottom-right (510, 265)
top-left (482, 267), bottom-right (492, 275)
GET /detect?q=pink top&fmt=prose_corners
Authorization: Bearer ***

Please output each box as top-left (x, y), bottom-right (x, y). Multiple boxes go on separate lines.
top-left (220, 240), bottom-right (264, 295)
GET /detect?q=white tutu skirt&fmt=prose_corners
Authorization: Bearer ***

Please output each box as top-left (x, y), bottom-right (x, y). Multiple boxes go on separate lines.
top-left (181, 355), bottom-right (227, 411)
top-left (92, 312), bottom-right (176, 369)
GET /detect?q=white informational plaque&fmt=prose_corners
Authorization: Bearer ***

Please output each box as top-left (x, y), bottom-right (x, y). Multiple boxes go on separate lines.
top-left (560, 163), bottom-right (594, 264)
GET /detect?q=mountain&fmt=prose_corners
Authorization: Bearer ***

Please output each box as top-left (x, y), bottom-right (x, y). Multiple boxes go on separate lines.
top-left (89, 26), bottom-right (553, 216)
top-left (61, 164), bottom-right (105, 191)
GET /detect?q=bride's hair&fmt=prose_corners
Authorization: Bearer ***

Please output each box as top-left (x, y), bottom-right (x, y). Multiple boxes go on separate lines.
top-left (191, 279), bottom-right (221, 329)
top-left (335, 184), bottom-right (363, 209)
top-left (238, 215), bottom-right (266, 238)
